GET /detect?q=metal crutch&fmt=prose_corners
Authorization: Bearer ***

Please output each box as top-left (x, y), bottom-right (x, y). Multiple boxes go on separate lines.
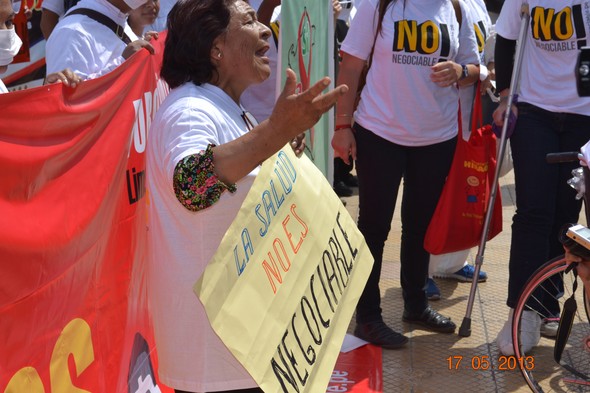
top-left (458, 3), bottom-right (530, 337)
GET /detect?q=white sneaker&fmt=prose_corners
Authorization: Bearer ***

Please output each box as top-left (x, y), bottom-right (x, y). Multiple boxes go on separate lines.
top-left (540, 317), bottom-right (559, 338)
top-left (496, 309), bottom-right (542, 356)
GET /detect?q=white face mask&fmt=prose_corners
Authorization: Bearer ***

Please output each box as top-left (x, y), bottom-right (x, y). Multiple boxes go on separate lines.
top-left (0, 28), bottom-right (22, 66)
top-left (123, 0), bottom-right (147, 10)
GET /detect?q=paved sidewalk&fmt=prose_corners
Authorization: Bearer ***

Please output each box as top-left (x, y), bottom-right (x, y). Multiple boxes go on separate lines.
top-left (339, 169), bottom-right (552, 392)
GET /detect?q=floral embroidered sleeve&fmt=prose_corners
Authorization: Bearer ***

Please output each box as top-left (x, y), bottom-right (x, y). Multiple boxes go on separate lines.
top-left (173, 144), bottom-right (237, 211)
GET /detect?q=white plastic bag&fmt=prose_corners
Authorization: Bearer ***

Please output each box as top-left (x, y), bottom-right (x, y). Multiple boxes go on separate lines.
top-left (429, 249), bottom-right (471, 276)
top-left (497, 141), bottom-right (513, 178)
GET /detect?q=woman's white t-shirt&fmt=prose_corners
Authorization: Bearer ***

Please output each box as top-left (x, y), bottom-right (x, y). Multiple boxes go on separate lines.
top-left (496, 0), bottom-right (590, 115)
top-left (342, 0), bottom-right (479, 146)
top-left (459, 0), bottom-right (494, 140)
top-left (467, 0), bottom-right (493, 65)
top-left (146, 83), bottom-right (259, 392)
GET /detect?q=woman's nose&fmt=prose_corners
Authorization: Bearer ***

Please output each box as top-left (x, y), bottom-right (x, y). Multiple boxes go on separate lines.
top-left (259, 22), bottom-right (271, 40)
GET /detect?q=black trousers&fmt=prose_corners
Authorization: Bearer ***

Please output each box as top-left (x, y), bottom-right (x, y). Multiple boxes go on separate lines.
top-left (353, 124), bottom-right (456, 322)
top-left (334, 157), bottom-right (353, 184)
top-left (506, 103), bottom-right (590, 308)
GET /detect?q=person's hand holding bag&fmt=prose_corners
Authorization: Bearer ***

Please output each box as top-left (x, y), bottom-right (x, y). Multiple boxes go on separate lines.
top-left (492, 91), bottom-right (518, 138)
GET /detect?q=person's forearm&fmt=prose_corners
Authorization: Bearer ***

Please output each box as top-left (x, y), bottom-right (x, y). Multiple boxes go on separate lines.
top-left (334, 52), bottom-right (366, 125)
top-left (494, 35), bottom-right (516, 93)
top-left (173, 122), bottom-right (306, 212)
top-left (212, 120), bottom-right (297, 185)
top-left (457, 63), bottom-right (480, 87)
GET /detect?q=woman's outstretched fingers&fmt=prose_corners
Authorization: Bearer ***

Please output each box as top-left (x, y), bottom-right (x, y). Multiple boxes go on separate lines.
top-left (301, 77), bottom-right (331, 100)
top-left (281, 68), bottom-right (298, 98)
top-left (270, 70), bottom-right (348, 139)
top-left (313, 83), bottom-right (348, 110)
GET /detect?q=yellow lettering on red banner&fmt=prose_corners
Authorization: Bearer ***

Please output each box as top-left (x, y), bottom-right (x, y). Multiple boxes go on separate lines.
top-left (1, 33), bottom-right (170, 393)
top-left (50, 319), bottom-right (94, 393)
top-left (4, 367), bottom-right (44, 393)
top-left (4, 319), bottom-right (94, 393)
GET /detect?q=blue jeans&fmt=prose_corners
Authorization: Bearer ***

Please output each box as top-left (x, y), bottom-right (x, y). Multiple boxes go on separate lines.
top-left (506, 103), bottom-right (590, 308)
top-left (353, 124), bottom-right (456, 322)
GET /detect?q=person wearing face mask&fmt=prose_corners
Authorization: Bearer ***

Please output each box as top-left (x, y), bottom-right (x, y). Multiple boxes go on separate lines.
top-left (0, 0), bottom-right (81, 92)
top-left (45, 0), bottom-right (158, 81)
top-left (0, 0), bottom-right (21, 93)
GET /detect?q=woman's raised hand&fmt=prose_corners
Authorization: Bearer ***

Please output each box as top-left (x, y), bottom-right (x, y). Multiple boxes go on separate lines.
top-left (268, 68), bottom-right (348, 141)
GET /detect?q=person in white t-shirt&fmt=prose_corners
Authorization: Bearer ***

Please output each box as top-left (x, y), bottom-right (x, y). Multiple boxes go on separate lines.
top-left (426, 0), bottom-right (493, 300)
top-left (1, 0), bottom-right (80, 92)
top-left (146, 0), bottom-right (347, 391)
top-left (492, 0), bottom-right (590, 356)
top-left (332, 0), bottom-right (480, 348)
top-left (45, 0), bottom-right (156, 81)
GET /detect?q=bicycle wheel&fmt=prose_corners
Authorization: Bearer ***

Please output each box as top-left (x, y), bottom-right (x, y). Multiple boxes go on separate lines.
top-left (512, 256), bottom-right (590, 392)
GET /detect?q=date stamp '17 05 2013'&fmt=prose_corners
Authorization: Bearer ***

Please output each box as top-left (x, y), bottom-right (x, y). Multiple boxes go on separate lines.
top-left (446, 355), bottom-right (535, 371)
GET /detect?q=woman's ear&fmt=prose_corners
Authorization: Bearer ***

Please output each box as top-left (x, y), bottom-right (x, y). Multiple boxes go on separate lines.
top-left (211, 40), bottom-right (224, 61)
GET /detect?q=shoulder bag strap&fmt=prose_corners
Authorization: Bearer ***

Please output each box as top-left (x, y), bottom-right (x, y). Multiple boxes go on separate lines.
top-left (67, 8), bottom-right (132, 45)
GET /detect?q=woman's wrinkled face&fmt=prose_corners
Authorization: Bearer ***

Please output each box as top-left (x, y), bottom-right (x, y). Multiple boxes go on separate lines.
top-left (0, 0), bottom-right (15, 74)
top-left (220, 0), bottom-right (272, 85)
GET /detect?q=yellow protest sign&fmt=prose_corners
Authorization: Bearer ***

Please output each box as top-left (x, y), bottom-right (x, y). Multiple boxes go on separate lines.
top-left (194, 146), bottom-right (374, 393)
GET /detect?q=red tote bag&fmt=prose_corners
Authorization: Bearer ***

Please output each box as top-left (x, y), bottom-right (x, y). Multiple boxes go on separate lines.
top-left (424, 88), bottom-right (503, 255)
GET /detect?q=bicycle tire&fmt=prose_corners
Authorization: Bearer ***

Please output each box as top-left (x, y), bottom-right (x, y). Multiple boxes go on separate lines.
top-left (512, 256), bottom-right (590, 392)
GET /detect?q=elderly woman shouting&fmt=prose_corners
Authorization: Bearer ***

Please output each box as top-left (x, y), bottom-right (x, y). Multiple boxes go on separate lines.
top-left (145, 0), bottom-right (347, 392)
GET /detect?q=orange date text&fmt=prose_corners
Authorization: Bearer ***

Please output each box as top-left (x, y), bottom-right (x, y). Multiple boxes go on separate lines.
top-left (446, 355), bottom-right (535, 371)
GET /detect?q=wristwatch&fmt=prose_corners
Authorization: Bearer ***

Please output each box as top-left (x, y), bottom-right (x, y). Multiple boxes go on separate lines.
top-left (459, 64), bottom-right (468, 80)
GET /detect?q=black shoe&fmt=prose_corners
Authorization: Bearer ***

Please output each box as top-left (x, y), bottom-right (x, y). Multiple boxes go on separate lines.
top-left (354, 320), bottom-right (408, 349)
top-left (402, 307), bottom-right (456, 333)
top-left (333, 180), bottom-right (353, 197)
top-left (343, 174), bottom-right (359, 187)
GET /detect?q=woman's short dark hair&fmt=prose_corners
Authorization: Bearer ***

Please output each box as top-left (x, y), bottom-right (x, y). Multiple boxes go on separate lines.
top-left (161, 0), bottom-right (237, 89)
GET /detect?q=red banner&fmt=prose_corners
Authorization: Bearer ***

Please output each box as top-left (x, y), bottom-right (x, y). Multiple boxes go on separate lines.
top-left (0, 35), bottom-right (171, 393)
top-left (327, 345), bottom-right (383, 393)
